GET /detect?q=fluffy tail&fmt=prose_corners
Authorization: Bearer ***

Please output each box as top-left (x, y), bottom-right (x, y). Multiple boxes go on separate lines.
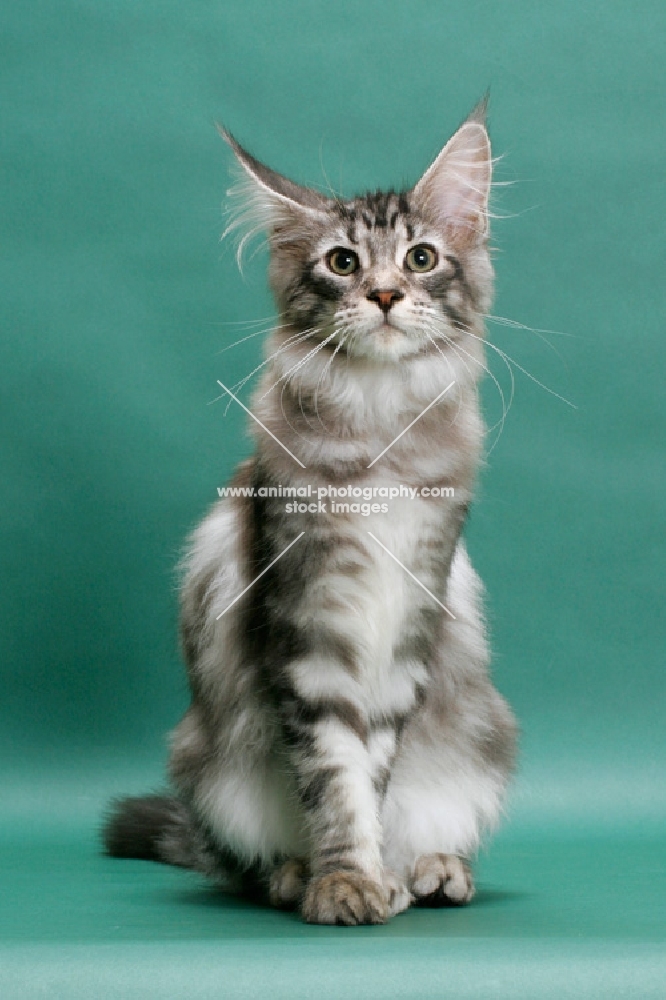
top-left (102, 794), bottom-right (196, 868)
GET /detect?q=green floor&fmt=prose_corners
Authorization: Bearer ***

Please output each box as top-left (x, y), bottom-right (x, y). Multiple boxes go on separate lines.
top-left (2, 797), bottom-right (664, 999)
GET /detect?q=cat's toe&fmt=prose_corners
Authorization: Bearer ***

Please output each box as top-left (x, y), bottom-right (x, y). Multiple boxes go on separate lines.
top-left (383, 869), bottom-right (413, 916)
top-left (411, 853), bottom-right (474, 906)
top-left (302, 871), bottom-right (389, 925)
top-left (268, 858), bottom-right (309, 909)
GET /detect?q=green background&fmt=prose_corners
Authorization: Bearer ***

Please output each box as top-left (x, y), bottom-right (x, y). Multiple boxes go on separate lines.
top-left (1, 1), bottom-right (665, 996)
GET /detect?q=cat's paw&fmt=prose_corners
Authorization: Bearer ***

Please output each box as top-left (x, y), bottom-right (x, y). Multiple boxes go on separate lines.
top-left (383, 868), bottom-right (413, 916)
top-left (411, 853), bottom-right (474, 906)
top-left (268, 858), bottom-right (309, 909)
top-left (302, 871), bottom-right (389, 925)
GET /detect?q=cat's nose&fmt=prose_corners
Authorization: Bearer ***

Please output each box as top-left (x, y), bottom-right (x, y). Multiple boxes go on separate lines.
top-left (367, 288), bottom-right (405, 314)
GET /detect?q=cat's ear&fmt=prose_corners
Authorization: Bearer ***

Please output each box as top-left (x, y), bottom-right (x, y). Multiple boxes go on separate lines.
top-left (412, 101), bottom-right (492, 250)
top-left (218, 125), bottom-right (329, 222)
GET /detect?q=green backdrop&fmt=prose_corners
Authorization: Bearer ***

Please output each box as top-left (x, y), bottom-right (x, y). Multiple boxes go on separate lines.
top-left (1, 2), bottom-right (665, 997)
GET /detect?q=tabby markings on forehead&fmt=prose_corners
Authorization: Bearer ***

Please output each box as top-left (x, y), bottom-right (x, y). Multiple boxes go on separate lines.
top-left (335, 190), bottom-right (412, 238)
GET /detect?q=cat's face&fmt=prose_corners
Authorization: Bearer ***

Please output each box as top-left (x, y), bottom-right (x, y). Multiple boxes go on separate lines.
top-left (268, 190), bottom-right (490, 362)
top-left (223, 104), bottom-right (493, 362)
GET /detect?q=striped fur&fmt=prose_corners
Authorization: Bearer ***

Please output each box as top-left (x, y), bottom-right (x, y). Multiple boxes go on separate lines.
top-left (103, 103), bottom-right (517, 925)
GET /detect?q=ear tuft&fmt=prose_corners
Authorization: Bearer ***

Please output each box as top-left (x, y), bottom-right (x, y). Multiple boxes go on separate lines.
top-left (412, 103), bottom-right (492, 250)
top-left (216, 125), bottom-right (331, 268)
top-left (216, 125), bottom-right (328, 215)
top-left (465, 91), bottom-right (490, 128)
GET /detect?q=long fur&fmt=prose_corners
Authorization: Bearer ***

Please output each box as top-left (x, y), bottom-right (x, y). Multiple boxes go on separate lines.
top-left (103, 107), bottom-right (517, 925)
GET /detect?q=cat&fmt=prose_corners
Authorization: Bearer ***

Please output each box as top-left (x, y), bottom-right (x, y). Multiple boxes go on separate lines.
top-left (103, 99), bottom-right (517, 925)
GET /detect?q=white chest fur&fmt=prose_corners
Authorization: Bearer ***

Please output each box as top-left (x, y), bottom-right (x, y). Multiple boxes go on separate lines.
top-left (292, 496), bottom-right (445, 721)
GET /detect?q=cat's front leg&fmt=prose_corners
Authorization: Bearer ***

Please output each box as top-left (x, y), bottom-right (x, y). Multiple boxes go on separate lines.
top-left (278, 672), bottom-right (389, 924)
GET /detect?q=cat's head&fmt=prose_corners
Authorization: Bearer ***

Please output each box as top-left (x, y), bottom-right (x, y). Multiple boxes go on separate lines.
top-left (222, 103), bottom-right (493, 363)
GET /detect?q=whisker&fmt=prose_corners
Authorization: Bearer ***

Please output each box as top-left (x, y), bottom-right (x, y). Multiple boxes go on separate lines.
top-left (484, 312), bottom-right (574, 367)
top-left (465, 327), bottom-right (576, 410)
top-left (278, 369), bottom-right (311, 439)
top-left (422, 304), bottom-right (574, 408)
top-left (258, 328), bottom-right (339, 403)
top-left (485, 313), bottom-right (573, 337)
top-left (215, 322), bottom-right (291, 356)
top-left (297, 379), bottom-right (316, 432)
top-left (454, 338), bottom-right (511, 453)
top-left (209, 314), bottom-right (281, 329)
top-left (423, 317), bottom-right (512, 451)
top-left (422, 329), bottom-right (464, 429)
top-left (283, 330), bottom-right (340, 390)
top-left (229, 328), bottom-right (317, 399)
top-left (219, 328), bottom-right (317, 415)
top-left (314, 327), bottom-right (350, 430)
top-left (273, 329), bottom-right (344, 434)
top-left (282, 367), bottom-right (320, 438)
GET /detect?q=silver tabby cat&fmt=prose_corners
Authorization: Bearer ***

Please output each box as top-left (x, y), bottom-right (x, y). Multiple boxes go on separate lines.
top-left (104, 101), bottom-right (517, 925)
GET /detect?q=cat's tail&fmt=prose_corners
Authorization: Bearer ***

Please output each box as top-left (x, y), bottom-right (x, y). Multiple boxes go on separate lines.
top-left (102, 794), bottom-right (199, 869)
top-left (103, 794), bottom-right (259, 891)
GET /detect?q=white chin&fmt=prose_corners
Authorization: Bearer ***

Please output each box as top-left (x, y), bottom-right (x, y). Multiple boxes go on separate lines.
top-left (357, 325), bottom-right (422, 361)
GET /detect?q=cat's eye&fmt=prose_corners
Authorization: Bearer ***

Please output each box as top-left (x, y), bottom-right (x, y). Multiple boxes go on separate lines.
top-left (405, 244), bottom-right (438, 273)
top-left (327, 247), bottom-right (360, 276)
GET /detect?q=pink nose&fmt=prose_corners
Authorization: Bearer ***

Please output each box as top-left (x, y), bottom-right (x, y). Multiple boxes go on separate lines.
top-left (367, 288), bottom-right (405, 314)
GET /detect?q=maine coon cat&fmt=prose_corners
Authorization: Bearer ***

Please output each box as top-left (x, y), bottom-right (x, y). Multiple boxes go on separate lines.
top-left (103, 101), bottom-right (517, 925)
